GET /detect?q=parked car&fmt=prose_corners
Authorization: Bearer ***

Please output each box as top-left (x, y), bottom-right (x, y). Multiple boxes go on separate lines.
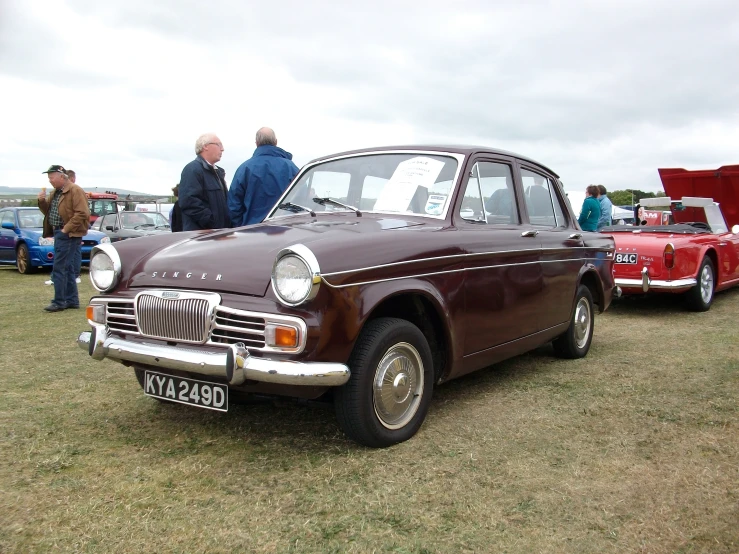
top-left (605, 165), bottom-right (739, 311)
top-left (90, 210), bottom-right (171, 242)
top-left (78, 145), bottom-right (616, 447)
top-left (0, 206), bottom-right (110, 274)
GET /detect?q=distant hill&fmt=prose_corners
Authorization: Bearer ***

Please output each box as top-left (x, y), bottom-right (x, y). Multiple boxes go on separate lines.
top-left (0, 186), bottom-right (158, 197)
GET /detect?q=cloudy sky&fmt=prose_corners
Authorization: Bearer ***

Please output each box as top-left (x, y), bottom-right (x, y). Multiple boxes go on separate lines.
top-left (1, 0), bottom-right (737, 196)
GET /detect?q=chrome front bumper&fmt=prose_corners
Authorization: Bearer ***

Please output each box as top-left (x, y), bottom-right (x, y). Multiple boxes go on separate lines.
top-left (78, 324), bottom-right (350, 387)
top-left (615, 267), bottom-right (697, 292)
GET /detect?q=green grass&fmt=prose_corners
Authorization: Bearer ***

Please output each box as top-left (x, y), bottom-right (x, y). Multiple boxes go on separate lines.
top-left (1, 266), bottom-right (737, 553)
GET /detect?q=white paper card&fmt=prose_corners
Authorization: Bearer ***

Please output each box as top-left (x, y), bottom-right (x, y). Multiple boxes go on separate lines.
top-left (373, 157), bottom-right (445, 212)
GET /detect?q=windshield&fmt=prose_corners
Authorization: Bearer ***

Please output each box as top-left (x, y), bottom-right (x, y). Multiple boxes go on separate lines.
top-left (120, 212), bottom-right (169, 229)
top-left (269, 153), bottom-right (460, 219)
top-left (18, 209), bottom-right (44, 228)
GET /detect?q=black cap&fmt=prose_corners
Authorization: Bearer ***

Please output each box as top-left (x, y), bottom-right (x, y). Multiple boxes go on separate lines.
top-left (42, 165), bottom-right (67, 174)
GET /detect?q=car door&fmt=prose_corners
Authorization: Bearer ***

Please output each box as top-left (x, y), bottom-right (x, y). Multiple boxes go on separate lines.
top-left (519, 166), bottom-right (584, 330)
top-left (458, 159), bottom-right (544, 355)
top-left (0, 210), bottom-right (17, 262)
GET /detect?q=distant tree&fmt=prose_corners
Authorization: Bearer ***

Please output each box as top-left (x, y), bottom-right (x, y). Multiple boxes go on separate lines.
top-left (21, 199), bottom-right (37, 207)
top-left (610, 189), bottom-right (657, 206)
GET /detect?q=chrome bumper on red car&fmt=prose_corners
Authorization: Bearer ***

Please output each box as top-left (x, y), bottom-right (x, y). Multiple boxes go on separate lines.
top-left (77, 323), bottom-right (350, 387)
top-left (615, 266), bottom-right (697, 292)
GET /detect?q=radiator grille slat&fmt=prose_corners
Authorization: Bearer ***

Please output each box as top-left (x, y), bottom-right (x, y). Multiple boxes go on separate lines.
top-left (137, 295), bottom-right (210, 342)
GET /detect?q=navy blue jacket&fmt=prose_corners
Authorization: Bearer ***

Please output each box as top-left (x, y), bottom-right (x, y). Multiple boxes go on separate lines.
top-left (179, 156), bottom-right (231, 230)
top-left (227, 145), bottom-right (299, 227)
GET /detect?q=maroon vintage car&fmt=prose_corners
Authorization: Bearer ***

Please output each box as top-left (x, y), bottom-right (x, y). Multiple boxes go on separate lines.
top-left (78, 146), bottom-right (615, 447)
top-left (608, 165), bottom-right (739, 311)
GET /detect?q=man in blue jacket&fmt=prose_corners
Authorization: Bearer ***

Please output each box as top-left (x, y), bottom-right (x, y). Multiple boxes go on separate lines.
top-left (228, 127), bottom-right (299, 227)
top-left (179, 133), bottom-right (231, 230)
top-left (597, 184), bottom-right (613, 230)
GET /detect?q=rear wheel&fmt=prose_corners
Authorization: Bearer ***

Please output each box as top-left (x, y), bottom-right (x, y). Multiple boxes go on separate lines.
top-left (16, 243), bottom-right (35, 274)
top-left (553, 284), bottom-right (594, 359)
top-left (334, 318), bottom-right (434, 448)
top-left (685, 257), bottom-right (714, 312)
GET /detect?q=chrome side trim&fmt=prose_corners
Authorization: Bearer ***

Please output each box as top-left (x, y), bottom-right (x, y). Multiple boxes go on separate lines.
top-left (323, 257), bottom-right (610, 289)
top-left (78, 325), bottom-right (349, 387)
top-left (322, 246), bottom-right (612, 278)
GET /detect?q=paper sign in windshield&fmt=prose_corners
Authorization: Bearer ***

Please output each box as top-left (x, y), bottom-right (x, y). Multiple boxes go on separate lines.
top-left (373, 157), bottom-right (445, 212)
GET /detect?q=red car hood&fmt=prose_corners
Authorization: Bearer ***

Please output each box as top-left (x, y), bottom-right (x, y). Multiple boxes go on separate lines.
top-left (123, 214), bottom-right (448, 296)
top-left (659, 165), bottom-right (739, 228)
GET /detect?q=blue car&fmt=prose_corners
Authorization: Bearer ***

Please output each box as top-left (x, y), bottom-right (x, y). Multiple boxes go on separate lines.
top-left (0, 206), bottom-right (110, 274)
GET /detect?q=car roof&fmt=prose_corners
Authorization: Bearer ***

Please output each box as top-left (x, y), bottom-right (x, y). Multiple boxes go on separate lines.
top-left (305, 144), bottom-right (559, 178)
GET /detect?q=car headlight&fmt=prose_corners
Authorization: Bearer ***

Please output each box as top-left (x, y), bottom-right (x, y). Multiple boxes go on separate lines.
top-left (99, 236), bottom-right (111, 244)
top-left (89, 243), bottom-right (122, 292)
top-left (271, 244), bottom-right (321, 306)
top-left (39, 237), bottom-right (54, 246)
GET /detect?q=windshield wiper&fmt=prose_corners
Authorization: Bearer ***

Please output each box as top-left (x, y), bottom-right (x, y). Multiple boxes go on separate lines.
top-left (313, 197), bottom-right (362, 217)
top-left (278, 202), bottom-right (316, 217)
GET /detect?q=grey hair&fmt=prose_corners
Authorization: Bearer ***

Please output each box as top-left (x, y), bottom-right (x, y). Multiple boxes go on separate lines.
top-left (195, 133), bottom-right (219, 155)
top-left (255, 127), bottom-right (277, 147)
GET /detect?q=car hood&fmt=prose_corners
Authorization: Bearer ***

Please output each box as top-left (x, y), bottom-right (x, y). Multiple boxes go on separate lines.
top-left (659, 165), bottom-right (739, 228)
top-left (125, 214), bottom-right (453, 296)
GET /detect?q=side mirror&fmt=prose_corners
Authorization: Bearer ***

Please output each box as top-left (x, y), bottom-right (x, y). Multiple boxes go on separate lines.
top-left (732, 224), bottom-right (739, 234)
top-left (106, 225), bottom-right (114, 231)
top-left (1, 222), bottom-right (16, 229)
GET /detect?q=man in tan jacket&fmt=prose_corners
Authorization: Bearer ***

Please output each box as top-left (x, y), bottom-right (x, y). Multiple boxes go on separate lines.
top-left (38, 165), bottom-right (90, 312)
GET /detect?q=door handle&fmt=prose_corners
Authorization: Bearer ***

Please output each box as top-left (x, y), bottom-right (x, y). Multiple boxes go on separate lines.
top-left (521, 230), bottom-right (539, 237)
top-left (569, 233), bottom-right (583, 240)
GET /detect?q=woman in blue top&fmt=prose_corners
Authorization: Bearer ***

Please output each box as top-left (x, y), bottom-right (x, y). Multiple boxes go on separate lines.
top-left (578, 185), bottom-right (601, 231)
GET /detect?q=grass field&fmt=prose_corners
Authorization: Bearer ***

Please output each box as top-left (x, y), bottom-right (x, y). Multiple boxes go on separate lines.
top-left (1, 266), bottom-right (737, 553)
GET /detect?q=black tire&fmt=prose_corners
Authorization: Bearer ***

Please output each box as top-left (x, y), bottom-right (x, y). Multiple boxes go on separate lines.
top-left (334, 317), bottom-right (434, 448)
top-left (685, 257), bottom-right (714, 312)
top-left (553, 284), bottom-right (594, 359)
top-left (16, 243), bottom-right (35, 274)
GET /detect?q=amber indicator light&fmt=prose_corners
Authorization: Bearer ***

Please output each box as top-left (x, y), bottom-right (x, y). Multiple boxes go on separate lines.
top-left (274, 326), bottom-right (298, 348)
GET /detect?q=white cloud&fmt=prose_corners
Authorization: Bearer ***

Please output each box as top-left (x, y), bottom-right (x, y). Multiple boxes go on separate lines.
top-left (1, 0), bottom-right (738, 195)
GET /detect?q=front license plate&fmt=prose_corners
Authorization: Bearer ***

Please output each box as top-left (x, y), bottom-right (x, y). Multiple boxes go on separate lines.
top-left (615, 252), bottom-right (638, 264)
top-left (143, 371), bottom-right (228, 412)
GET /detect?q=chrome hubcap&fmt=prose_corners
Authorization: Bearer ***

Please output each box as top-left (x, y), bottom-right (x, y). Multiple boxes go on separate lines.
top-left (700, 265), bottom-right (713, 303)
top-left (573, 297), bottom-right (591, 349)
top-left (373, 342), bottom-right (424, 430)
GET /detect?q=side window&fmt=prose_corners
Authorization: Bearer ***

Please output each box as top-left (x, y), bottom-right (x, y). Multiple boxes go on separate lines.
top-left (0, 211), bottom-right (14, 226)
top-left (549, 179), bottom-right (568, 228)
top-left (459, 162), bottom-right (518, 224)
top-left (522, 169), bottom-right (557, 227)
top-left (458, 163), bottom-right (485, 222)
top-left (102, 214), bottom-right (116, 229)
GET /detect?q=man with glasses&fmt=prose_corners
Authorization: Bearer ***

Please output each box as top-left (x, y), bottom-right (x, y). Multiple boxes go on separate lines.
top-left (178, 133), bottom-right (231, 230)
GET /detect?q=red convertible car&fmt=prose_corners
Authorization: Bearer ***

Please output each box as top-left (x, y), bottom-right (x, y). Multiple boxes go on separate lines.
top-left (78, 145), bottom-right (615, 447)
top-left (608, 165), bottom-right (739, 311)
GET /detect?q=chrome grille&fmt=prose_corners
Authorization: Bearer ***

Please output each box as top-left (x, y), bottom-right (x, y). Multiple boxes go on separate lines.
top-left (95, 290), bottom-right (306, 353)
top-left (136, 294), bottom-right (213, 343)
top-left (106, 300), bottom-right (137, 333)
top-left (211, 308), bottom-right (266, 348)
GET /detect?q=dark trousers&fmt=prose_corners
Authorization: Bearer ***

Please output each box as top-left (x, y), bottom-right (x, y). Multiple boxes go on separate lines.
top-left (51, 231), bottom-right (81, 308)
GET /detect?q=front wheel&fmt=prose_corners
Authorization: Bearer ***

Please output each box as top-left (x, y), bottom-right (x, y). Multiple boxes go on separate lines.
top-left (16, 243), bottom-right (35, 274)
top-left (334, 318), bottom-right (434, 448)
top-left (553, 284), bottom-right (594, 359)
top-left (685, 257), bottom-right (714, 312)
